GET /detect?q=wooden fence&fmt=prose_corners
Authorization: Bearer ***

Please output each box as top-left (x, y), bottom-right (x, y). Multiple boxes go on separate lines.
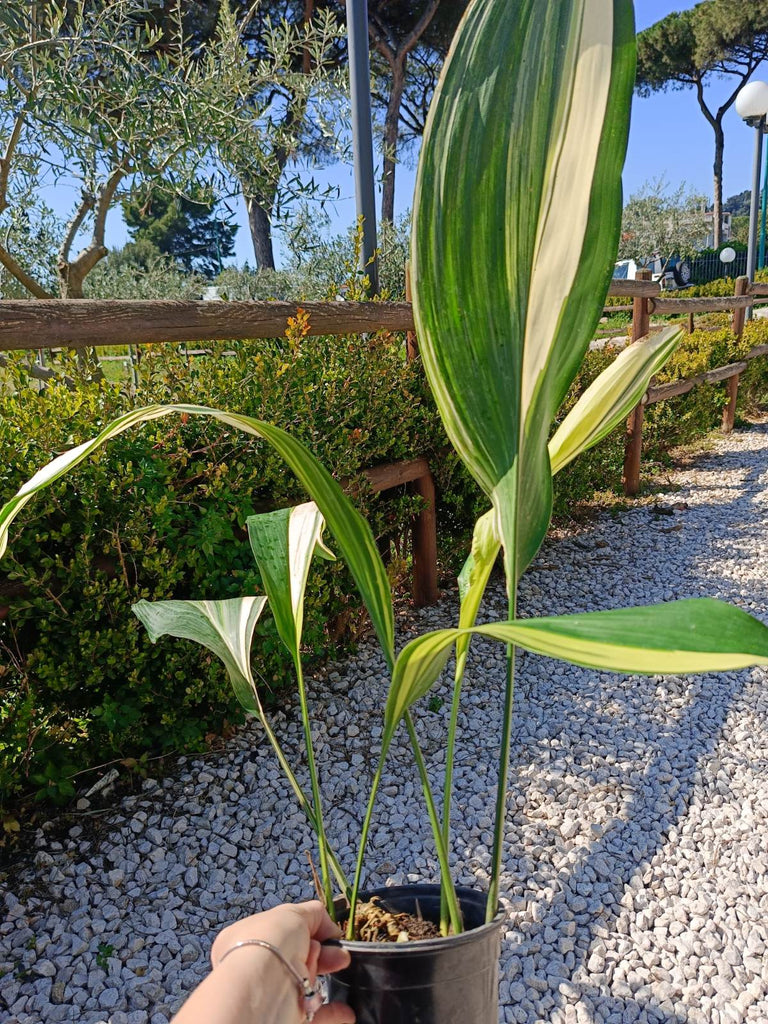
top-left (1, 273), bottom-right (767, 606)
top-left (618, 270), bottom-right (768, 496)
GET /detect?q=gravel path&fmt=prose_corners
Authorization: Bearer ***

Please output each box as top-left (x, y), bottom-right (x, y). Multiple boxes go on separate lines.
top-left (3, 424), bottom-right (768, 1024)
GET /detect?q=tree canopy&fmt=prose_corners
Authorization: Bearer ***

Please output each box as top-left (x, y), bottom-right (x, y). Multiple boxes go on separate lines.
top-left (123, 191), bottom-right (237, 277)
top-left (361, 0), bottom-right (468, 223)
top-left (618, 180), bottom-right (709, 270)
top-left (636, 1), bottom-right (768, 248)
top-left (0, 0), bottom-right (339, 298)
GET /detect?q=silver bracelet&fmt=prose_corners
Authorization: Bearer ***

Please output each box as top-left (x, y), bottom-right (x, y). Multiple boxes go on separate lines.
top-left (216, 938), bottom-right (324, 1022)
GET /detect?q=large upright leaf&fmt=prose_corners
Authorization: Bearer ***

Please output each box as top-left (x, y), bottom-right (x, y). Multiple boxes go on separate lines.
top-left (133, 596), bottom-right (267, 712)
top-left (0, 403), bottom-right (394, 668)
top-left (412, 0), bottom-right (636, 591)
top-left (247, 502), bottom-right (334, 661)
top-left (454, 324), bottom-right (683, 640)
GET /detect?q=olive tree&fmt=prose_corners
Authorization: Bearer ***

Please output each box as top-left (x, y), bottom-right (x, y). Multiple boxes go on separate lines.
top-left (618, 179), bottom-right (709, 274)
top-left (0, 1), bottom-right (341, 296)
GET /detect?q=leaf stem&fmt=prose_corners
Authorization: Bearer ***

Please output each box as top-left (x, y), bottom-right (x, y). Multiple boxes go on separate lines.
top-left (439, 652), bottom-right (467, 932)
top-left (404, 711), bottom-right (463, 935)
top-left (294, 654), bottom-right (335, 918)
top-left (347, 758), bottom-right (385, 938)
top-left (251, 693), bottom-right (350, 898)
top-left (346, 709), bottom-right (463, 938)
top-left (486, 640), bottom-right (515, 923)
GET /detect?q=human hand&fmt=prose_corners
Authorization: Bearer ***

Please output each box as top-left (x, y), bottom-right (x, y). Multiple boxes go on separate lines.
top-left (211, 900), bottom-right (355, 1024)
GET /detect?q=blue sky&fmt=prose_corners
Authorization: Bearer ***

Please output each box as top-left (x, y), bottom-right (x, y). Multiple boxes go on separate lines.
top-left (46, 1), bottom-right (767, 268)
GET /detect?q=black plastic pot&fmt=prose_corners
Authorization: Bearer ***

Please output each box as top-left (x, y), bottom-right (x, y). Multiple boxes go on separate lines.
top-left (327, 885), bottom-right (505, 1024)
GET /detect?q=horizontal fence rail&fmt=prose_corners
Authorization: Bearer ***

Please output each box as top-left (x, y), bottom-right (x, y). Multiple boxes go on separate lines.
top-left (0, 279), bottom-right (686, 353)
top-left (0, 278), bottom-right (758, 353)
top-left (646, 360), bottom-right (747, 404)
top-left (651, 295), bottom-right (753, 315)
top-left (2, 269), bottom-right (768, 603)
top-left (0, 299), bottom-right (416, 351)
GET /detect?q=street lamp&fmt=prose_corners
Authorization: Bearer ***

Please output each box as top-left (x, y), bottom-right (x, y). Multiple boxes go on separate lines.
top-left (735, 80), bottom-right (768, 316)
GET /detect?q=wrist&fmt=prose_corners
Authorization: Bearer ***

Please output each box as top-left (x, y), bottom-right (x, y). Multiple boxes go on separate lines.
top-left (216, 942), bottom-right (304, 1023)
top-left (172, 944), bottom-right (301, 1024)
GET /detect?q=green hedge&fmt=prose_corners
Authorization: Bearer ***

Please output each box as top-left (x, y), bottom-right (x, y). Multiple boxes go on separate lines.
top-left (4, 318), bottom-right (768, 816)
top-left (0, 332), bottom-right (481, 813)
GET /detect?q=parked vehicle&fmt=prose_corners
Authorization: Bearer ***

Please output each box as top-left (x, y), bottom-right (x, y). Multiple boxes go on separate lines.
top-left (614, 254), bottom-right (690, 288)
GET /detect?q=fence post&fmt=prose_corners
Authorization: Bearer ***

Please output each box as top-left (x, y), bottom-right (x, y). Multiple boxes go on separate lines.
top-left (622, 269), bottom-right (652, 496)
top-left (722, 275), bottom-right (749, 434)
top-left (404, 261), bottom-right (419, 361)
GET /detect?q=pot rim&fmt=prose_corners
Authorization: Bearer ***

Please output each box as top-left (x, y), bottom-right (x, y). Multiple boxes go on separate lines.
top-left (330, 883), bottom-right (507, 955)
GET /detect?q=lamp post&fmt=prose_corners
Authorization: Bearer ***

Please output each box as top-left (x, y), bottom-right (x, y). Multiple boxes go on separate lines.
top-left (346, 0), bottom-right (379, 297)
top-left (735, 80), bottom-right (768, 318)
top-left (760, 144), bottom-right (768, 269)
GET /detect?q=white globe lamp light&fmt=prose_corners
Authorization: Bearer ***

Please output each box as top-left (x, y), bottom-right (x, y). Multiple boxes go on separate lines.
top-left (735, 81), bottom-right (768, 316)
top-left (735, 80), bottom-right (768, 124)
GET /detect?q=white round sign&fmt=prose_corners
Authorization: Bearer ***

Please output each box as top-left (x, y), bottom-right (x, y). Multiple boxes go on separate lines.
top-left (719, 247), bottom-right (737, 264)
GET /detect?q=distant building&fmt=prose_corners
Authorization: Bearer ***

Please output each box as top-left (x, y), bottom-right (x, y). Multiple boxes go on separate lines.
top-left (702, 210), bottom-right (732, 249)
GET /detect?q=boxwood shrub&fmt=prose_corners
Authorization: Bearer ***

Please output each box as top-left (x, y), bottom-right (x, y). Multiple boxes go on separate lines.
top-left (0, 331), bottom-right (481, 813)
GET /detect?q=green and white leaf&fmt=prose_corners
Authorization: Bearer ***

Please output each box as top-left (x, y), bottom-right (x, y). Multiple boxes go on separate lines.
top-left (412, 0), bottom-right (636, 590)
top-left (133, 591), bottom-right (352, 897)
top-left (384, 599), bottom-right (768, 746)
top-left (247, 502), bottom-right (334, 661)
top-left (455, 509), bottom-right (501, 678)
top-left (0, 405), bottom-right (172, 561)
top-left (549, 325), bottom-right (684, 474)
top-left (455, 324), bottom-right (683, 642)
top-left (132, 596), bottom-right (267, 713)
top-left (0, 403), bottom-right (395, 668)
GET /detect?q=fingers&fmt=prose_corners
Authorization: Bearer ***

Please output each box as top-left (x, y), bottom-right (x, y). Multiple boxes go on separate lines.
top-left (317, 943), bottom-right (351, 975)
top-left (313, 1001), bottom-right (356, 1024)
top-left (307, 939), bottom-right (321, 983)
top-left (291, 900), bottom-right (343, 943)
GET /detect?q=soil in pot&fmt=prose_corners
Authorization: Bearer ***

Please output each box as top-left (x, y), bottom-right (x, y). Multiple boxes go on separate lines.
top-left (327, 885), bottom-right (505, 1024)
top-left (342, 895), bottom-right (441, 942)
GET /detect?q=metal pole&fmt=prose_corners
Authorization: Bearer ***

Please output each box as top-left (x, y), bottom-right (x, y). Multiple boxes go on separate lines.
top-left (345, 0), bottom-right (379, 296)
top-left (746, 118), bottom-right (765, 320)
top-left (760, 138), bottom-right (768, 269)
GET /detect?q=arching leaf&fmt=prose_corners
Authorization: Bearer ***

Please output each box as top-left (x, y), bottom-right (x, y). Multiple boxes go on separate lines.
top-left (0, 403), bottom-right (395, 668)
top-left (133, 596), bottom-right (267, 712)
top-left (549, 325), bottom-right (684, 474)
top-left (384, 599), bottom-right (768, 747)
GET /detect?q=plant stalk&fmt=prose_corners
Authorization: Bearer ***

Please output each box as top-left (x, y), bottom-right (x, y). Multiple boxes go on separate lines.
top-left (251, 692), bottom-right (350, 898)
top-left (404, 711), bottom-right (463, 936)
top-left (294, 654), bottom-right (335, 918)
top-left (439, 652), bottom-right (468, 932)
top-left (346, 710), bottom-right (463, 938)
top-left (486, 640), bottom-right (515, 923)
top-left (347, 758), bottom-right (386, 938)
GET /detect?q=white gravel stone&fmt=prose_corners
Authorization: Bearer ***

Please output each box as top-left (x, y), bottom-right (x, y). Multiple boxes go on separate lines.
top-left (5, 426), bottom-right (768, 1022)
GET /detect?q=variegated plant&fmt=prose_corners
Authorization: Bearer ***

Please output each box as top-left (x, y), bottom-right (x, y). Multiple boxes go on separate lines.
top-left (3, 0), bottom-right (768, 943)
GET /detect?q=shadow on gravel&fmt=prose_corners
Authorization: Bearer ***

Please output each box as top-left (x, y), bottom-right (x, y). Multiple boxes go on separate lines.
top-left (491, 425), bottom-right (768, 1023)
top-left (498, 668), bottom-right (745, 1024)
